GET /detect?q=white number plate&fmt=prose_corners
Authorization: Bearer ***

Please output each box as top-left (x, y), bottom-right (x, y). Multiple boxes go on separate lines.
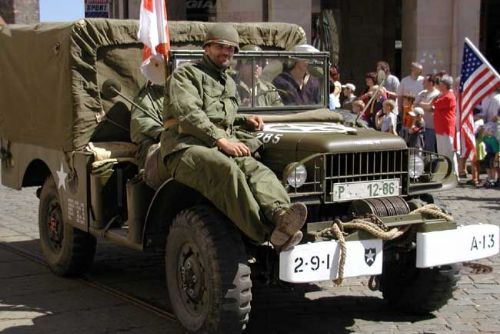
top-left (417, 224), bottom-right (499, 268)
top-left (279, 239), bottom-right (382, 283)
top-left (332, 179), bottom-right (400, 201)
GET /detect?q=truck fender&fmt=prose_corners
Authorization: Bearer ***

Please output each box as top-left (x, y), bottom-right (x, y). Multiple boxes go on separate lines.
top-left (142, 178), bottom-right (206, 251)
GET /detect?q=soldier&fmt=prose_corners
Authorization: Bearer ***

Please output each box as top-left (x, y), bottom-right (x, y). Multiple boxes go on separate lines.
top-left (160, 23), bottom-right (307, 251)
top-left (130, 83), bottom-right (164, 169)
top-left (236, 44), bottom-right (282, 107)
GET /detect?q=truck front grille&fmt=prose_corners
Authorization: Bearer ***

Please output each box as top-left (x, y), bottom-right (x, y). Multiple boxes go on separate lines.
top-left (324, 150), bottom-right (408, 203)
top-left (287, 150), bottom-right (409, 203)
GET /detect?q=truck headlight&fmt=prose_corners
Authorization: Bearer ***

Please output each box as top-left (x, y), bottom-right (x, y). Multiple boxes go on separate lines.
top-left (286, 164), bottom-right (307, 188)
top-left (409, 154), bottom-right (425, 179)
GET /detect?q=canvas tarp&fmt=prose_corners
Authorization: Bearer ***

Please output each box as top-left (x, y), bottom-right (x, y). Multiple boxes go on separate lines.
top-left (0, 19), bottom-right (306, 151)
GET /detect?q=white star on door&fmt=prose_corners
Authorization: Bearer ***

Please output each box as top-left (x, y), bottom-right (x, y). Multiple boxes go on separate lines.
top-left (56, 163), bottom-right (67, 190)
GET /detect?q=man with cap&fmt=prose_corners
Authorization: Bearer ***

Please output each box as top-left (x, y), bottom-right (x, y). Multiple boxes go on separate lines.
top-left (160, 23), bottom-right (307, 251)
top-left (341, 83), bottom-right (357, 110)
top-left (236, 44), bottom-right (282, 107)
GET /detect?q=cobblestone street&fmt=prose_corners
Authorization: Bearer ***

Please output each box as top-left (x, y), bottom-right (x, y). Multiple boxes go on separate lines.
top-left (0, 177), bottom-right (499, 333)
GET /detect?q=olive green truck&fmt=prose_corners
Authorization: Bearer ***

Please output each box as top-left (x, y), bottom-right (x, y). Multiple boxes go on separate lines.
top-left (1, 19), bottom-right (498, 334)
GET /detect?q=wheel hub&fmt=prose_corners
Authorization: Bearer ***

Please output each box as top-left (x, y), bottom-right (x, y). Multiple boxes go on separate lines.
top-left (47, 202), bottom-right (63, 252)
top-left (177, 243), bottom-right (206, 313)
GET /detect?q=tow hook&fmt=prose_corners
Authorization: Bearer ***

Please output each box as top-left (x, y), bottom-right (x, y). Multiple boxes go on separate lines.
top-left (368, 275), bottom-right (380, 291)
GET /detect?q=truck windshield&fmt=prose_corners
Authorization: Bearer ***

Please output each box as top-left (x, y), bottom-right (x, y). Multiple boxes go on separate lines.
top-left (171, 51), bottom-right (329, 113)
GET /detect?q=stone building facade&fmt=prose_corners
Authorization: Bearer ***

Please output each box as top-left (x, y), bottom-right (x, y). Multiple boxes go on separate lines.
top-left (83, 0), bottom-right (498, 89)
top-left (0, 0), bottom-right (39, 24)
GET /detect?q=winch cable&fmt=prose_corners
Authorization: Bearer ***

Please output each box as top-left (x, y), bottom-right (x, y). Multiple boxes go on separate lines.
top-left (314, 204), bottom-right (455, 285)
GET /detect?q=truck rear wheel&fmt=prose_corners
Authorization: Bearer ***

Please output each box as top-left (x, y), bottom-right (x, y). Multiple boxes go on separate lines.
top-left (38, 176), bottom-right (96, 276)
top-left (165, 206), bottom-right (252, 334)
top-left (380, 253), bottom-right (461, 314)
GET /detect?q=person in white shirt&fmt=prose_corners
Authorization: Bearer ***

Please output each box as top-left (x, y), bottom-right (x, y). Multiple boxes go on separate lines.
top-left (415, 74), bottom-right (440, 152)
top-left (377, 60), bottom-right (400, 100)
top-left (397, 62), bottom-right (424, 115)
top-left (479, 89), bottom-right (500, 136)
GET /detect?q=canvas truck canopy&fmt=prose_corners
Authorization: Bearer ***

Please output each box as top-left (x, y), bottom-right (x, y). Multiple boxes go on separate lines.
top-left (0, 19), bottom-right (306, 151)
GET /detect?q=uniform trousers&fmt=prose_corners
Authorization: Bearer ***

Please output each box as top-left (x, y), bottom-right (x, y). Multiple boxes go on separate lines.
top-left (164, 146), bottom-right (291, 242)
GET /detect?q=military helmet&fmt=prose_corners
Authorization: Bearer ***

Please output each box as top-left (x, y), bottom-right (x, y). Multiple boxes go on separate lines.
top-left (290, 44), bottom-right (320, 53)
top-left (203, 23), bottom-right (240, 53)
top-left (240, 44), bottom-right (262, 52)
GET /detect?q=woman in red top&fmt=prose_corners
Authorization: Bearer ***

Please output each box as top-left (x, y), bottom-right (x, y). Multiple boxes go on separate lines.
top-left (431, 75), bottom-right (458, 175)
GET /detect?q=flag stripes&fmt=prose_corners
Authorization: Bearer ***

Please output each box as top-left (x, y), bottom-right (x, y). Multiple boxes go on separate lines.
top-left (458, 38), bottom-right (500, 160)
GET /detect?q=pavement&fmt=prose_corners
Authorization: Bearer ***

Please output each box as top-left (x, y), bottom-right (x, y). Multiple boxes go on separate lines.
top-left (0, 174), bottom-right (499, 334)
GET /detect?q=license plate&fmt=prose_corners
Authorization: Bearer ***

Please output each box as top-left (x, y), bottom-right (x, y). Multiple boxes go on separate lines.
top-left (417, 224), bottom-right (499, 268)
top-left (332, 179), bottom-right (400, 201)
top-left (279, 239), bottom-right (382, 283)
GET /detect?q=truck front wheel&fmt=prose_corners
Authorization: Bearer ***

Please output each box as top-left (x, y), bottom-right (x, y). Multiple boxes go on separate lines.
top-left (165, 206), bottom-right (252, 334)
top-left (38, 176), bottom-right (96, 276)
top-left (380, 253), bottom-right (461, 314)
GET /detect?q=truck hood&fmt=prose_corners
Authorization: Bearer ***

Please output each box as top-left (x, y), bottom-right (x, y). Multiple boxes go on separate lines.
top-left (259, 122), bottom-right (407, 155)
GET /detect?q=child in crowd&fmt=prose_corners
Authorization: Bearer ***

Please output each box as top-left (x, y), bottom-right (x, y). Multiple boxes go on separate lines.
top-left (375, 99), bottom-right (397, 135)
top-left (401, 94), bottom-right (416, 141)
top-left (466, 114), bottom-right (485, 187)
top-left (481, 123), bottom-right (499, 188)
top-left (328, 81), bottom-right (342, 110)
top-left (407, 107), bottom-right (426, 149)
top-left (363, 85), bottom-right (386, 128)
top-left (352, 99), bottom-right (365, 115)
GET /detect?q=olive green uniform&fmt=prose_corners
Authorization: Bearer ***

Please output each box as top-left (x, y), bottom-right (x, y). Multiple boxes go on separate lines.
top-left (237, 79), bottom-right (283, 107)
top-left (161, 55), bottom-right (291, 242)
top-left (130, 84), bottom-right (164, 168)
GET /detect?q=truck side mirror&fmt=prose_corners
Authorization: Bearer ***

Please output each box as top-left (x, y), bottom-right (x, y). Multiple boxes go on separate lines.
top-left (101, 79), bottom-right (122, 99)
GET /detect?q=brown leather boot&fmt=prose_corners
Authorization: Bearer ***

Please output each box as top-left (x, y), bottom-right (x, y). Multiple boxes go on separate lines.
top-left (270, 203), bottom-right (307, 251)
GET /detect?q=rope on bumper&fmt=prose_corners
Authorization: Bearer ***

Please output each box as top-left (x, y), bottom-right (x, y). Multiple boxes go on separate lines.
top-left (313, 203), bottom-right (453, 286)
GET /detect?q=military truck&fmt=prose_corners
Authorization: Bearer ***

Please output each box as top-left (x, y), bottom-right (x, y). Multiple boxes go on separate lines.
top-left (1, 19), bottom-right (498, 334)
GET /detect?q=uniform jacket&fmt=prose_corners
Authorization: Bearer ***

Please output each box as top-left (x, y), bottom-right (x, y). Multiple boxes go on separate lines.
top-left (130, 84), bottom-right (164, 168)
top-left (161, 55), bottom-right (261, 159)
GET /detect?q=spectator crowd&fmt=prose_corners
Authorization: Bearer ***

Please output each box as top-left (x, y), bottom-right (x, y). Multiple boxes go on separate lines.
top-left (329, 60), bottom-right (500, 188)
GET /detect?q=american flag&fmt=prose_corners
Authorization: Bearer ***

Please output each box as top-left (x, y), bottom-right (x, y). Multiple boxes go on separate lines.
top-left (137, 0), bottom-right (170, 84)
top-left (459, 38), bottom-right (500, 160)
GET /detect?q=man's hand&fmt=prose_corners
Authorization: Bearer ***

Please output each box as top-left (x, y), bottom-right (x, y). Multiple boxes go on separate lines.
top-left (216, 138), bottom-right (251, 157)
top-left (245, 115), bottom-right (264, 131)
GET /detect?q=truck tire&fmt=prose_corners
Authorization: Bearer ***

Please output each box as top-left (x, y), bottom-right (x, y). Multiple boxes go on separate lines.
top-left (165, 205), bottom-right (252, 334)
top-left (38, 176), bottom-right (96, 276)
top-left (380, 254), bottom-right (461, 314)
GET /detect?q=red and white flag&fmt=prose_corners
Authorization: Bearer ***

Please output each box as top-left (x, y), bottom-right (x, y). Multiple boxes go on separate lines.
top-left (458, 38), bottom-right (500, 160)
top-left (138, 0), bottom-right (170, 84)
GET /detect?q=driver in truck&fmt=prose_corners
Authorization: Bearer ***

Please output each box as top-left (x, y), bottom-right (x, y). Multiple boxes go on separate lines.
top-left (160, 23), bottom-right (307, 251)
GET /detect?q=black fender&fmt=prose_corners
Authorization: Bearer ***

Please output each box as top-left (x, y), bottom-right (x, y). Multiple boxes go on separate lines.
top-left (142, 178), bottom-right (206, 251)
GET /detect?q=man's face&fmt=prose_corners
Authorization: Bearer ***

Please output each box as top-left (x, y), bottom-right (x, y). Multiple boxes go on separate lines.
top-left (411, 66), bottom-right (422, 77)
top-left (205, 43), bottom-right (236, 69)
top-left (238, 60), bottom-right (263, 84)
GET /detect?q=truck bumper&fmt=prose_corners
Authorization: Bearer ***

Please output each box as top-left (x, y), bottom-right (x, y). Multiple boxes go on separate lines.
top-left (416, 224), bottom-right (499, 268)
top-left (279, 224), bottom-right (499, 283)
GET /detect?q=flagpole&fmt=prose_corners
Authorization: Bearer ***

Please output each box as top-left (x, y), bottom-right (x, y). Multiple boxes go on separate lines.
top-left (464, 37), bottom-right (500, 81)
